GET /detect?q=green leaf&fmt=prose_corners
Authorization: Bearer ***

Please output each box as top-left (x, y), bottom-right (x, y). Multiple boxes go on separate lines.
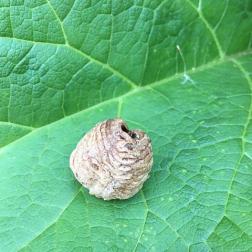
top-left (0, 0), bottom-right (252, 251)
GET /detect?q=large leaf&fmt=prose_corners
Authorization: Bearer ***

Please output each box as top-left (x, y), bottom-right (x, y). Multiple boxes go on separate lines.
top-left (0, 0), bottom-right (252, 251)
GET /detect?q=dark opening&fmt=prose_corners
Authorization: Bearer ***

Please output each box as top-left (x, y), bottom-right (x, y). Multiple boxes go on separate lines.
top-left (129, 132), bottom-right (137, 139)
top-left (121, 124), bottom-right (129, 133)
top-left (121, 124), bottom-right (137, 139)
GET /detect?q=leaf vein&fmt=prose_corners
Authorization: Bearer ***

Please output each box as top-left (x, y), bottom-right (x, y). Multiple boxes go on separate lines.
top-left (185, 0), bottom-right (225, 59)
top-left (222, 59), bottom-right (252, 214)
top-left (18, 187), bottom-right (82, 251)
top-left (1, 48), bottom-right (251, 151)
top-left (45, 0), bottom-right (68, 44)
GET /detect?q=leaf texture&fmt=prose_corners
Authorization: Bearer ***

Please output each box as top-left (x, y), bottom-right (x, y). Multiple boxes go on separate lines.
top-left (0, 0), bottom-right (252, 251)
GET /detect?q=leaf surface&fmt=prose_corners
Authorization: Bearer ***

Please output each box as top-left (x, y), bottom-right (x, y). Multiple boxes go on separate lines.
top-left (0, 0), bottom-right (252, 251)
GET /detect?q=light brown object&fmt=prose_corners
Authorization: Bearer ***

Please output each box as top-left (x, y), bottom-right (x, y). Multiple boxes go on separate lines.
top-left (70, 118), bottom-right (153, 200)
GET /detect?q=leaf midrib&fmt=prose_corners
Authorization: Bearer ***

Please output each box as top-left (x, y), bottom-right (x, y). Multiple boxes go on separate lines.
top-left (1, 49), bottom-right (252, 153)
